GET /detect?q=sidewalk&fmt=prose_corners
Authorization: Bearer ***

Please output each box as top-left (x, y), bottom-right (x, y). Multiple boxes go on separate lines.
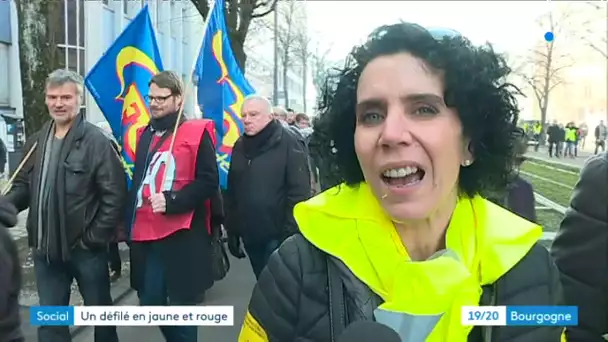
top-left (19, 274), bottom-right (133, 341)
top-left (73, 256), bottom-right (255, 342)
top-left (19, 243), bottom-right (132, 340)
top-left (525, 147), bottom-right (595, 169)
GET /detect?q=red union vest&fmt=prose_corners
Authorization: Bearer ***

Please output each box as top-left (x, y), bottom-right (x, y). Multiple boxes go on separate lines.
top-left (131, 119), bottom-right (216, 242)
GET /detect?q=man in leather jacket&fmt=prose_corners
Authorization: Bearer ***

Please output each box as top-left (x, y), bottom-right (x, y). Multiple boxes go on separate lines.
top-left (6, 69), bottom-right (126, 342)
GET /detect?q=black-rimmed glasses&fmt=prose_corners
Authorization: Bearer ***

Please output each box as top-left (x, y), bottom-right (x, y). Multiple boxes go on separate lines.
top-left (145, 94), bottom-right (173, 104)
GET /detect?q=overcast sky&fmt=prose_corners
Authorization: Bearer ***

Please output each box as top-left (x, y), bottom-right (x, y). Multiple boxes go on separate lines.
top-left (307, 1), bottom-right (553, 61)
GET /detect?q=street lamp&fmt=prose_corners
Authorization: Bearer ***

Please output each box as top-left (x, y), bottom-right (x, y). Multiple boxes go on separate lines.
top-left (272, 3), bottom-right (279, 106)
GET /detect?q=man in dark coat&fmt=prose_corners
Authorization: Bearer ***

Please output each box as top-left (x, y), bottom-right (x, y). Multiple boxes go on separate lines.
top-left (95, 122), bottom-right (123, 282)
top-left (551, 152), bottom-right (608, 341)
top-left (0, 196), bottom-right (23, 342)
top-left (546, 120), bottom-right (560, 158)
top-left (225, 95), bottom-right (311, 279)
top-left (0, 137), bottom-right (7, 176)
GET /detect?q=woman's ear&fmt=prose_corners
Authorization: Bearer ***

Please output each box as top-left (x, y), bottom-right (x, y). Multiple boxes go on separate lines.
top-left (461, 139), bottom-right (474, 167)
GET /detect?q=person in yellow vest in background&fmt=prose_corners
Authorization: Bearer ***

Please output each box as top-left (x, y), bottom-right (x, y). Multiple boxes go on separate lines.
top-left (238, 23), bottom-right (562, 342)
top-left (533, 121), bottom-right (542, 151)
top-left (564, 122), bottom-right (578, 158)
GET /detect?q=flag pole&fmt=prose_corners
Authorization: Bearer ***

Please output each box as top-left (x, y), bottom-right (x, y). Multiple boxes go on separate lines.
top-left (158, 0), bottom-right (219, 193)
top-left (1, 142), bottom-right (38, 196)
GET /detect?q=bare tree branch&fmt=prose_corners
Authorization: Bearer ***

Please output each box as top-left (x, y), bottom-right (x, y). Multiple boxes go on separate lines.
top-left (566, 1), bottom-right (608, 59)
top-left (251, 0), bottom-right (276, 19)
top-left (271, 0), bottom-right (307, 109)
top-left (16, 0), bottom-right (62, 135)
top-left (512, 9), bottom-right (575, 143)
top-left (189, 0), bottom-right (277, 71)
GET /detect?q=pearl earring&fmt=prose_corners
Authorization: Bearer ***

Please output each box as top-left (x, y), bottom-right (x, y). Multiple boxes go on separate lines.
top-left (462, 159), bottom-right (472, 167)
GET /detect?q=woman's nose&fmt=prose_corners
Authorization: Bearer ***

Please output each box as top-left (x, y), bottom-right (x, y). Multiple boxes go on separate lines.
top-left (379, 110), bottom-right (414, 147)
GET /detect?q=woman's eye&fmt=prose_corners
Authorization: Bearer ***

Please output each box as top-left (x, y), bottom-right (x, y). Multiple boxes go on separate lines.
top-left (414, 105), bottom-right (439, 116)
top-left (359, 112), bottom-right (384, 124)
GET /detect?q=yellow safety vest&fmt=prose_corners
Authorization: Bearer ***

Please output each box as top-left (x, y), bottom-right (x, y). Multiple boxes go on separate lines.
top-left (566, 128), bottom-right (577, 142)
top-left (239, 183), bottom-right (542, 341)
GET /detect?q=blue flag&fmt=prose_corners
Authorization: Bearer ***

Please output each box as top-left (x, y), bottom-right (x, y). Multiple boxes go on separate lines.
top-left (194, 0), bottom-right (256, 189)
top-left (85, 5), bottom-right (163, 188)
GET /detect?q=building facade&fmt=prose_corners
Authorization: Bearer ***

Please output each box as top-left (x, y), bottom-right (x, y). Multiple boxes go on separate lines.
top-left (2, 0), bottom-right (204, 129)
top-left (244, 0), bottom-right (316, 113)
top-left (0, 0), bottom-right (11, 113)
top-left (0, 0), bottom-right (22, 156)
top-left (88, 0), bottom-right (204, 124)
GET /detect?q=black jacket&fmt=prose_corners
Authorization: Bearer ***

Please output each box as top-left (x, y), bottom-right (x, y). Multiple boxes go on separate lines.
top-left (547, 125), bottom-right (560, 143)
top-left (225, 121), bottom-right (310, 245)
top-left (6, 115), bottom-right (127, 261)
top-left (0, 196), bottom-right (23, 342)
top-left (551, 152), bottom-right (608, 342)
top-left (247, 234), bottom-right (563, 341)
top-left (507, 176), bottom-right (537, 223)
top-left (0, 138), bottom-right (6, 174)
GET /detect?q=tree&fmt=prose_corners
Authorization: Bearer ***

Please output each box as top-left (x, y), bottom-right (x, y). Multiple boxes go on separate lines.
top-left (16, 0), bottom-right (62, 136)
top-left (291, 24), bottom-right (311, 112)
top-left (190, 0), bottom-right (277, 72)
top-left (514, 10), bottom-right (573, 143)
top-left (309, 45), bottom-right (332, 104)
top-left (273, 0), bottom-right (302, 108)
top-left (574, 2), bottom-right (607, 59)
top-left (251, 0), bottom-right (308, 110)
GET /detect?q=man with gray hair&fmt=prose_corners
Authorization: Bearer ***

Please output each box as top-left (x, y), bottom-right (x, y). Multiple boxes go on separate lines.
top-left (225, 94), bottom-right (311, 279)
top-left (6, 69), bottom-right (126, 342)
top-left (273, 105), bottom-right (305, 140)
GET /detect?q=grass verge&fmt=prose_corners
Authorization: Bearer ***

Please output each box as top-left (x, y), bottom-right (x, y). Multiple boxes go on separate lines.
top-left (524, 157), bottom-right (582, 173)
top-left (537, 209), bottom-right (564, 233)
top-left (521, 175), bottom-right (572, 208)
top-left (521, 160), bottom-right (574, 236)
top-left (520, 162), bottom-right (578, 188)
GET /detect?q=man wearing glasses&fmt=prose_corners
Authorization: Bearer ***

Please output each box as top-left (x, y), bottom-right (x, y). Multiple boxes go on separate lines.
top-left (125, 71), bottom-right (219, 341)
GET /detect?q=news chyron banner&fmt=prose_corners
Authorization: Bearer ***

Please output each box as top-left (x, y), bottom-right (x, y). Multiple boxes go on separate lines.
top-left (30, 306), bottom-right (234, 326)
top-left (462, 306), bottom-right (578, 326)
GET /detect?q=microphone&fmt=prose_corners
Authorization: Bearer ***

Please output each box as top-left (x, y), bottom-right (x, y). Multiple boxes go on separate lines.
top-left (337, 321), bottom-right (401, 342)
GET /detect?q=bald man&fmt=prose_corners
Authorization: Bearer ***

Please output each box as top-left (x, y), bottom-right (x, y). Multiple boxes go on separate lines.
top-left (225, 95), bottom-right (311, 279)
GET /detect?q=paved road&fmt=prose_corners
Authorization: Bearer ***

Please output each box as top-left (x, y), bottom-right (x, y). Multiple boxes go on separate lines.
top-left (10, 211), bottom-right (29, 240)
top-left (525, 147), bottom-right (594, 169)
top-left (73, 256), bottom-right (256, 342)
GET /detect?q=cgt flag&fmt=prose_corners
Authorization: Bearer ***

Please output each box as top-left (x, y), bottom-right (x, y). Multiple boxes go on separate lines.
top-left (194, 0), bottom-right (255, 189)
top-left (85, 5), bottom-right (163, 188)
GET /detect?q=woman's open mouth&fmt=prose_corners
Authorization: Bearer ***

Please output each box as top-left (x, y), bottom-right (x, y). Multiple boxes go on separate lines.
top-left (381, 166), bottom-right (426, 187)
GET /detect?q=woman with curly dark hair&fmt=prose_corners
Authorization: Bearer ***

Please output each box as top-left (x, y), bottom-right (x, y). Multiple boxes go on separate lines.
top-left (239, 23), bottom-right (562, 342)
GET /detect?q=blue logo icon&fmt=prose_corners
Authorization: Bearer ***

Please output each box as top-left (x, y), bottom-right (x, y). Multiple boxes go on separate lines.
top-left (544, 32), bottom-right (555, 42)
top-left (30, 306), bottom-right (74, 326)
top-left (506, 306), bottom-right (577, 326)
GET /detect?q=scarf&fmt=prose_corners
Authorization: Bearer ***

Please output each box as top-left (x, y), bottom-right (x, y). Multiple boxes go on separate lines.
top-left (242, 120), bottom-right (279, 159)
top-left (150, 112), bottom-right (180, 132)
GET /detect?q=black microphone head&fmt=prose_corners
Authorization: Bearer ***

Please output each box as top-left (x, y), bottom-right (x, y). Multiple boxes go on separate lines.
top-left (337, 321), bottom-right (401, 342)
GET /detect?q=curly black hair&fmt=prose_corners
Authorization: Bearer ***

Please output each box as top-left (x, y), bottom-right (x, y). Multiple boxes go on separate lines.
top-left (309, 23), bottom-right (522, 197)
